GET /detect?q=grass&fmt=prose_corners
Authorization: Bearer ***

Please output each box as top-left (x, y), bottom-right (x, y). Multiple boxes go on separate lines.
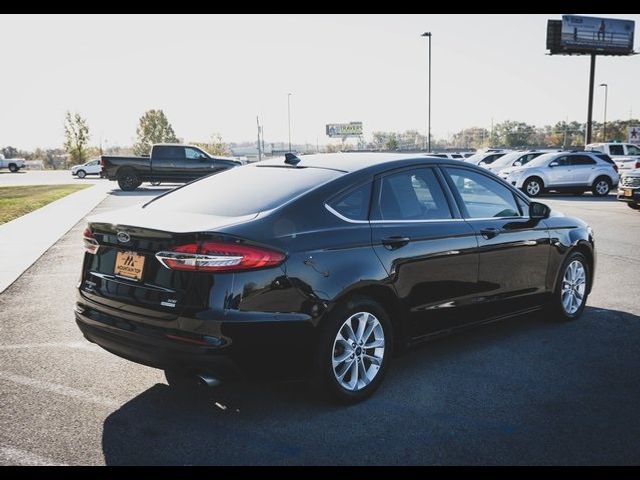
top-left (0, 184), bottom-right (90, 225)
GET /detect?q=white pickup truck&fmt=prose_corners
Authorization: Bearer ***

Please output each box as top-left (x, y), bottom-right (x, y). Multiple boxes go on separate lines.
top-left (585, 142), bottom-right (640, 172)
top-left (0, 154), bottom-right (26, 172)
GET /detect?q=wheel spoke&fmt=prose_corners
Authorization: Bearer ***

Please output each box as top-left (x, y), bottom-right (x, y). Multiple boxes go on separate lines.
top-left (346, 358), bottom-right (359, 390)
top-left (363, 353), bottom-right (382, 366)
top-left (333, 349), bottom-right (352, 367)
top-left (361, 320), bottom-right (376, 345)
top-left (336, 358), bottom-right (355, 381)
top-left (342, 322), bottom-right (357, 343)
top-left (354, 313), bottom-right (367, 342)
top-left (364, 338), bottom-right (385, 349)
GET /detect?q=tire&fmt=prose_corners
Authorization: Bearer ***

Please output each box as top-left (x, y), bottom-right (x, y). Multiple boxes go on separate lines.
top-left (627, 202), bottom-right (640, 210)
top-left (523, 177), bottom-right (543, 197)
top-left (8, 163), bottom-right (18, 173)
top-left (312, 296), bottom-right (393, 404)
top-left (117, 169), bottom-right (142, 191)
top-left (592, 176), bottom-right (611, 197)
top-left (77, 170), bottom-right (86, 179)
top-left (547, 251), bottom-right (590, 321)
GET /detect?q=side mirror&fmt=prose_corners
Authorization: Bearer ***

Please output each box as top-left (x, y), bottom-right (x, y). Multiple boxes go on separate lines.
top-left (529, 201), bottom-right (550, 219)
top-left (548, 161), bottom-right (559, 167)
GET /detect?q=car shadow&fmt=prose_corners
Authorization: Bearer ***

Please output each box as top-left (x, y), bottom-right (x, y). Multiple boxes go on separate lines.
top-left (107, 188), bottom-right (175, 197)
top-left (101, 306), bottom-right (640, 465)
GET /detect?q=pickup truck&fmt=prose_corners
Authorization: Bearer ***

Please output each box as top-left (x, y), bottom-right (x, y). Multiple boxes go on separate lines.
top-left (101, 144), bottom-right (242, 191)
top-left (0, 154), bottom-right (26, 172)
top-left (585, 142), bottom-right (640, 172)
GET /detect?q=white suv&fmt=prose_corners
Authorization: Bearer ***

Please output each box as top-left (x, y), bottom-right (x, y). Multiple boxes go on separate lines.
top-left (71, 159), bottom-right (102, 178)
top-left (499, 151), bottom-right (619, 197)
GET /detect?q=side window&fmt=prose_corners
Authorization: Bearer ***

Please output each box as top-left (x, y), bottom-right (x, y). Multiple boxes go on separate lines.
top-left (186, 148), bottom-right (208, 160)
top-left (452, 154), bottom-right (462, 159)
top-left (154, 146), bottom-right (183, 159)
top-left (609, 144), bottom-right (624, 155)
top-left (626, 145), bottom-right (640, 155)
top-left (553, 156), bottom-right (570, 166)
top-left (570, 155), bottom-right (596, 166)
top-left (445, 168), bottom-right (521, 219)
top-left (375, 168), bottom-right (452, 221)
top-left (328, 182), bottom-right (372, 221)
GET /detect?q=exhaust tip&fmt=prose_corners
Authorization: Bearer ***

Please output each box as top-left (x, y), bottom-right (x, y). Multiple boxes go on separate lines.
top-left (197, 374), bottom-right (221, 388)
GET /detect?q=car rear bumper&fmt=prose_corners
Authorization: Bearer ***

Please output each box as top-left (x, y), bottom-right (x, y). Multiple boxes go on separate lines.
top-left (74, 297), bottom-right (315, 381)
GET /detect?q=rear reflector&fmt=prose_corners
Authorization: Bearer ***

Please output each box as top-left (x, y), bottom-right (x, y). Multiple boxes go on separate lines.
top-left (83, 227), bottom-right (99, 254)
top-left (155, 241), bottom-right (285, 272)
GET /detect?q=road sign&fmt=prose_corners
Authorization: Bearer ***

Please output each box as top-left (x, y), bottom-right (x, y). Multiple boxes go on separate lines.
top-left (628, 126), bottom-right (640, 144)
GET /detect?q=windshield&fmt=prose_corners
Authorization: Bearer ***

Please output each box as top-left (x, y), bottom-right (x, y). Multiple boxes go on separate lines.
top-left (488, 152), bottom-right (523, 168)
top-left (145, 164), bottom-right (342, 217)
top-left (522, 153), bottom-right (556, 168)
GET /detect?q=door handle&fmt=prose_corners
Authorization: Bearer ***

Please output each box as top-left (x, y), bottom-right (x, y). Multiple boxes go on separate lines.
top-left (381, 236), bottom-right (410, 249)
top-left (480, 227), bottom-right (501, 239)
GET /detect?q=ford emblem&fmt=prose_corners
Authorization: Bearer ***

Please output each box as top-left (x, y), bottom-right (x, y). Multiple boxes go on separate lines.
top-left (117, 231), bottom-right (131, 243)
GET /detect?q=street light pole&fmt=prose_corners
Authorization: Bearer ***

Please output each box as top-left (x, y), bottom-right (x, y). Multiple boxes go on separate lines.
top-left (287, 93), bottom-right (292, 152)
top-left (421, 32), bottom-right (432, 152)
top-left (599, 83), bottom-right (608, 141)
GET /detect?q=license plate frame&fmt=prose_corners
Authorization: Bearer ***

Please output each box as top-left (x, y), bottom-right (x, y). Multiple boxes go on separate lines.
top-left (624, 188), bottom-right (633, 197)
top-left (114, 250), bottom-right (146, 281)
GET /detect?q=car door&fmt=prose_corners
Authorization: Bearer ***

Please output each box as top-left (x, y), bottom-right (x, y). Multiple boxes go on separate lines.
top-left (152, 146), bottom-right (183, 181)
top-left (545, 155), bottom-right (572, 186)
top-left (182, 147), bottom-right (217, 179)
top-left (442, 166), bottom-right (551, 317)
top-left (369, 166), bottom-right (480, 337)
top-left (569, 154), bottom-right (597, 185)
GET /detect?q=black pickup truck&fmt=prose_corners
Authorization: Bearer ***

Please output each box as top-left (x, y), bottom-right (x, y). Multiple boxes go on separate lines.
top-left (101, 143), bottom-right (242, 191)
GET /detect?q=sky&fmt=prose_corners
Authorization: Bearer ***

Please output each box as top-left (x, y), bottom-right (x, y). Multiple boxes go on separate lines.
top-left (2, 13), bottom-right (640, 150)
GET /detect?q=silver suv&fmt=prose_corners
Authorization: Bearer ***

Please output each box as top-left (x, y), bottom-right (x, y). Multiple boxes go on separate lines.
top-left (499, 151), bottom-right (619, 197)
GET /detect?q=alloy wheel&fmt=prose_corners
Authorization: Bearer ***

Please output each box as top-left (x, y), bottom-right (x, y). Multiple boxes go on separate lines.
top-left (595, 180), bottom-right (609, 195)
top-left (526, 180), bottom-right (541, 196)
top-left (332, 311), bottom-right (385, 391)
top-left (561, 260), bottom-right (587, 315)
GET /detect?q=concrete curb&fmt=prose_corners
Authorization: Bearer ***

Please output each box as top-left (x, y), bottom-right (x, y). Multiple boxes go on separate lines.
top-left (0, 183), bottom-right (111, 293)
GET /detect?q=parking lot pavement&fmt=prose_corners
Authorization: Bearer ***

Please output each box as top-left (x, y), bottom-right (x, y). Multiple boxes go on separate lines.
top-left (0, 190), bottom-right (639, 465)
top-left (0, 170), bottom-right (104, 186)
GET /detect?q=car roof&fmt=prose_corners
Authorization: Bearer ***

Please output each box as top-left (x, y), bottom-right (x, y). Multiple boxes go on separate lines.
top-left (256, 152), bottom-right (466, 174)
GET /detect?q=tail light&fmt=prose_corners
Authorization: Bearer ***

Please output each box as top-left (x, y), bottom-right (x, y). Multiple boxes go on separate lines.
top-left (83, 228), bottom-right (99, 254)
top-left (155, 241), bottom-right (285, 272)
top-left (635, 161), bottom-right (640, 169)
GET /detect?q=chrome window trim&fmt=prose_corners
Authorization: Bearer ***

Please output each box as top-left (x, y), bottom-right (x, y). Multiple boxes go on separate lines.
top-left (324, 203), bottom-right (465, 224)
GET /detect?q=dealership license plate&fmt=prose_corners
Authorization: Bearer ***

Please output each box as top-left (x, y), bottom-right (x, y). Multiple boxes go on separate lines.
top-left (114, 251), bottom-right (145, 281)
top-left (625, 188), bottom-right (633, 197)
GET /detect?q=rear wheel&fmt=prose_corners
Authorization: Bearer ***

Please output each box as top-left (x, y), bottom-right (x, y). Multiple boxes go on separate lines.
top-left (312, 296), bottom-right (392, 404)
top-left (523, 177), bottom-right (543, 197)
top-left (592, 177), bottom-right (611, 197)
top-left (627, 202), bottom-right (640, 210)
top-left (8, 163), bottom-right (18, 173)
top-left (117, 169), bottom-right (141, 191)
top-left (77, 170), bottom-right (86, 179)
top-left (547, 251), bottom-right (590, 321)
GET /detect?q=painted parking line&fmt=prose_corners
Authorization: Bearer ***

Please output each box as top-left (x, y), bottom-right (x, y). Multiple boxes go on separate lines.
top-left (0, 371), bottom-right (119, 408)
top-left (0, 445), bottom-right (67, 466)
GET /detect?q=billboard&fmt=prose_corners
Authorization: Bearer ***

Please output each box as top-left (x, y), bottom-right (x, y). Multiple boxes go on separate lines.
top-left (628, 126), bottom-right (640, 144)
top-left (560, 15), bottom-right (635, 55)
top-left (326, 122), bottom-right (363, 138)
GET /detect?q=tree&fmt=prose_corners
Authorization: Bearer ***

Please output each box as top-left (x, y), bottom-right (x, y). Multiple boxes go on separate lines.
top-left (385, 136), bottom-right (398, 151)
top-left (191, 133), bottom-right (230, 156)
top-left (63, 111), bottom-right (91, 166)
top-left (1, 146), bottom-right (19, 159)
top-left (133, 109), bottom-right (179, 155)
top-left (492, 120), bottom-right (536, 148)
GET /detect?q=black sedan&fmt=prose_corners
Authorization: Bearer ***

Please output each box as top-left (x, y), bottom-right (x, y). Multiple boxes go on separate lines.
top-left (75, 153), bottom-right (595, 403)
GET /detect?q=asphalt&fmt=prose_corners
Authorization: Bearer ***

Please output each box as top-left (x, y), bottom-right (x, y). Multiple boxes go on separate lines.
top-left (0, 189), bottom-right (639, 465)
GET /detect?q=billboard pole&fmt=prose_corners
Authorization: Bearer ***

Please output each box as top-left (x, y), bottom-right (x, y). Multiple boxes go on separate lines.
top-left (586, 54), bottom-right (596, 146)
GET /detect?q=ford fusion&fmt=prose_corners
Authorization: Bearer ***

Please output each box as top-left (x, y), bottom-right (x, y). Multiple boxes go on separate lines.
top-left (75, 153), bottom-right (595, 403)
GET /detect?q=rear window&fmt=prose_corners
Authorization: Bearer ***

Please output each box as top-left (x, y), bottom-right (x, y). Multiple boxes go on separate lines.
top-left (145, 165), bottom-right (341, 217)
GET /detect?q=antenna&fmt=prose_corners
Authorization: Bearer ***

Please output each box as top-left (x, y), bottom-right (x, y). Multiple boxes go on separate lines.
top-left (284, 152), bottom-right (301, 166)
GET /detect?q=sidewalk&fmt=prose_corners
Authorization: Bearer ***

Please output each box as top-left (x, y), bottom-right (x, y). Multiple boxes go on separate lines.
top-left (0, 183), bottom-right (111, 293)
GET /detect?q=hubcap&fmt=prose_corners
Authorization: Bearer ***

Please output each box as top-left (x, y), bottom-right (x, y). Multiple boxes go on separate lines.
top-left (561, 260), bottom-right (587, 315)
top-left (332, 311), bottom-right (385, 391)
top-left (596, 181), bottom-right (609, 195)
top-left (527, 181), bottom-right (540, 196)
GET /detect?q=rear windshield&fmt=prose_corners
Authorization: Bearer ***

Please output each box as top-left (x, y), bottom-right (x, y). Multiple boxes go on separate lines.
top-left (145, 165), bottom-right (342, 217)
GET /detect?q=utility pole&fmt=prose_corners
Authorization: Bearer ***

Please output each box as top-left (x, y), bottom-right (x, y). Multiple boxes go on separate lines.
top-left (256, 116), bottom-right (262, 162)
top-left (599, 83), bottom-right (608, 141)
top-left (586, 54), bottom-right (596, 145)
top-left (421, 32), bottom-right (432, 152)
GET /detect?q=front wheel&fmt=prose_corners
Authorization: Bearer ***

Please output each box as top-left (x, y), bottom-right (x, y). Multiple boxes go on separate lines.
top-left (77, 170), bottom-right (86, 179)
top-left (523, 177), bottom-right (543, 197)
top-left (313, 297), bottom-right (392, 404)
top-left (547, 251), bottom-right (590, 321)
top-left (592, 177), bottom-right (611, 197)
